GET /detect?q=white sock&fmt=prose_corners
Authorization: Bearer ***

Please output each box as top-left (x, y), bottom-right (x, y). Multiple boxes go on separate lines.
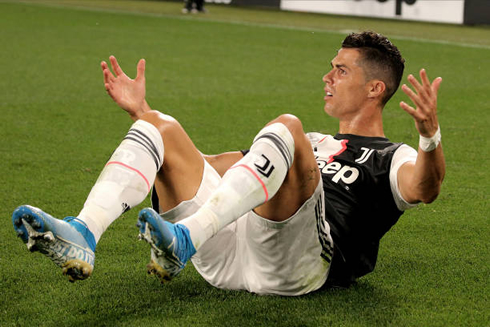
top-left (179, 123), bottom-right (295, 250)
top-left (78, 120), bottom-right (164, 243)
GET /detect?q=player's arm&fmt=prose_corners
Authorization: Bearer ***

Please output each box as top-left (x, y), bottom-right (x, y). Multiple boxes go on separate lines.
top-left (397, 69), bottom-right (446, 204)
top-left (204, 151), bottom-right (244, 177)
top-left (101, 56), bottom-right (151, 121)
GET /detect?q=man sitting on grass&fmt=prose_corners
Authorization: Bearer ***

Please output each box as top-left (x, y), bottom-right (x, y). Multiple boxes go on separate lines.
top-left (13, 31), bottom-right (445, 294)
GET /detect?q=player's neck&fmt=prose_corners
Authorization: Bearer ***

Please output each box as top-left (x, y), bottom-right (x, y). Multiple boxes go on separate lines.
top-left (337, 110), bottom-right (385, 137)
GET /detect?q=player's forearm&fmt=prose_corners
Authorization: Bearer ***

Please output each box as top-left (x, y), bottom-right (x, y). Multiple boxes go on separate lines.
top-left (410, 144), bottom-right (446, 203)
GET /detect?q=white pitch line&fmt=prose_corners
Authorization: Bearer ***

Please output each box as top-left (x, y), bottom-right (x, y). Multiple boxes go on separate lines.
top-left (385, 34), bottom-right (490, 50)
top-left (11, 0), bottom-right (490, 50)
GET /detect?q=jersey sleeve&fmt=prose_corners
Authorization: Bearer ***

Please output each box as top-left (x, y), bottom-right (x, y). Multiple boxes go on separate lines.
top-left (389, 144), bottom-right (418, 211)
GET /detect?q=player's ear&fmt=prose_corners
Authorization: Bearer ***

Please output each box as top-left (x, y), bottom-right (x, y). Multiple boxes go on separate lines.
top-left (367, 80), bottom-right (386, 100)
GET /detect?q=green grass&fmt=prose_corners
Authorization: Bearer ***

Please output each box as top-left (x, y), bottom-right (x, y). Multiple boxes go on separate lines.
top-left (1, 1), bottom-right (489, 326)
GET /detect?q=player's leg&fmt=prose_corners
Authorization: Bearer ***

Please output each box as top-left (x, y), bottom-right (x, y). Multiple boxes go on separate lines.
top-left (141, 111), bottom-right (204, 214)
top-left (134, 110), bottom-right (209, 282)
top-left (137, 114), bottom-right (320, 281)
top-left (12, 110), bottom-right (204, 282)
top-left (234, 115), bottom-right (331, 294)
top-left (183, 114), bottom-right (330, 294)
top-left (253, 114), bottom-right (320, 221)
top-left (182, 0), bottom-right (192, 13)
top-left (196, 0), bottom-right (205, 12)
top-left (183, 113), bottom-right (319, 242)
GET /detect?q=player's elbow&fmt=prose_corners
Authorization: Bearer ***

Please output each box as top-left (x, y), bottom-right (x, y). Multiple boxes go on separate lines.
top-left (419, 183), bottom-right (442, 204)
top-left (419, 169), bottom-right (445, 204)
top-left (421, 192), bottom-right (438, 204)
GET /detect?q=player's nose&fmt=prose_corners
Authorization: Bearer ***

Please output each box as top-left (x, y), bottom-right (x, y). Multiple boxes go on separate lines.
top-left (322, 71), bottom-right (333, 83)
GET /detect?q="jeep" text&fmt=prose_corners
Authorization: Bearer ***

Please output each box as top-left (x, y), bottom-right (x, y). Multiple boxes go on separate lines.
top-left (318, 161), bottom-right (359, 184)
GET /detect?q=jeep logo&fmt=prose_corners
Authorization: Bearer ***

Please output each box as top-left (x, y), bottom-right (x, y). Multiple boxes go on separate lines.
top-left (318, 160), bottom-right (360, 184)
top-left (376, 0), bottom-right (417, 16)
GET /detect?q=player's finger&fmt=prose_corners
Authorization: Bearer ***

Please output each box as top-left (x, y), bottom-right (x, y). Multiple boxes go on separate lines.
top-left (401, 84), bottom-right (425, 109)
top-left (400, 101), bottom-right (415, 116)
top-left (101, 61), bottom-right (113, 79)
top-left (136, 59), bottom-right (146, 81)
top-left (103, 67), bottom-right (115, 84)
top-left (110, 55), bottom-right (124, 76)
top-left (102, 68), bottom-right (109, 84)
top-left (432, 77), bottom-right (443, 97)
top-left (409, 74), bottom-right (434, 105)
top-left (420, 69), bottom-right (438, 102)
top-left (420, 69), bottom-right (431, 88)
top-left (400, 101), bottom-right (423, 121)
top-left (407, 74), bottom-right (425, 96)
top-left (101, 62), bottom-right (109, 83)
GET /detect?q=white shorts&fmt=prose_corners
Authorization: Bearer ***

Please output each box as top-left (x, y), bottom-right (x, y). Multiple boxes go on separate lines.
top-left (159, 160), bottom-right (333, 296)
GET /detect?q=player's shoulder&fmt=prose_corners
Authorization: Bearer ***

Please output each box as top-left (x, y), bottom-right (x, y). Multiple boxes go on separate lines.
top-left (306, 132), bottom-right (334, 146)
top-left (307, 131), bottom-right (416, 158)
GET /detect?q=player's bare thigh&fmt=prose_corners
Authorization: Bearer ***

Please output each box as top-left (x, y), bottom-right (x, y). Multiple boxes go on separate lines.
top-left (140, 110), bottom-right (204, 212)
top-left (255, 114), bottom-right (320, 221)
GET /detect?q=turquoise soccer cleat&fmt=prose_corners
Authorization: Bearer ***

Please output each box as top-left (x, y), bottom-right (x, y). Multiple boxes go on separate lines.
top-left (12, 205), bottom-right (96, 282)
top-left (137, 207), bottom-right (196, 283)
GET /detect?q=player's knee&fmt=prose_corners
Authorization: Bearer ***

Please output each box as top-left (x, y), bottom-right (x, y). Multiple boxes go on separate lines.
top-left (254, 120), bottom-right (296, 170)
top-left (268, 114), bottom-right (311, 157)
top-left (269, 114), bottom-right (318, 177)
top-left (140, 111), bottom-right (183, 139)
top-left (268, 114), bottom-right (304, 141)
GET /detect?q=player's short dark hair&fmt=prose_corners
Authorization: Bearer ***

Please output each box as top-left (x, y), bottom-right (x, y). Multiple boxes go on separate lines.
top-left (342, 31), bottom-right (405, 105)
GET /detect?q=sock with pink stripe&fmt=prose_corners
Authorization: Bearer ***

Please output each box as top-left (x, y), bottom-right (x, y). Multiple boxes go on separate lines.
top-left (78, 120), bottom-right (164, 243)
top-left (179, 123), bottom-right (295, 250)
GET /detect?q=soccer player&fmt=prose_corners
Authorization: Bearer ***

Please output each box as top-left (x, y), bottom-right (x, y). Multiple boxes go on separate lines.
top-left (12, 31), bottom-right (445, 294)
top-left (182, 0), bottom-right (206, 14)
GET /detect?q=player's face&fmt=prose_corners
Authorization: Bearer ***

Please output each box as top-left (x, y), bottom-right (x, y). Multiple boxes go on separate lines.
top-left (322, 48), bottom-right (370, 119)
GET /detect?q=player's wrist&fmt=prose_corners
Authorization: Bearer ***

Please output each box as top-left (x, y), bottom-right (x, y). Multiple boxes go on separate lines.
top-left (143, 100), bottom-right (151, 112)
top-left (419, 125), bottom-right (441, 152)
top-left (126, 107), bottom-right (143, 122)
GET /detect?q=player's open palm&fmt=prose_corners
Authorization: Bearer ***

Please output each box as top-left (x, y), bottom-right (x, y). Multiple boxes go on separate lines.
top-left (101, 56), bottom-right (147, 119)
top-left (400, 69), bottom-right (442, 138)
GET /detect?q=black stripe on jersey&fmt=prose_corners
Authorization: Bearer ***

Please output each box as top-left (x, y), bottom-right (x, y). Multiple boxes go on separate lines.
top-left (255, 133), bottom-right (293, 169)
top-left (315, 197), bottom-right (333, 263)
top-left (124, 136), bottom-right (160, 170)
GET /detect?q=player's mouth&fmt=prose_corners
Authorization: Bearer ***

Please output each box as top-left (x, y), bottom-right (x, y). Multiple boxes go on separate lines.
top-left (324, 89), bottom-right (333, 101)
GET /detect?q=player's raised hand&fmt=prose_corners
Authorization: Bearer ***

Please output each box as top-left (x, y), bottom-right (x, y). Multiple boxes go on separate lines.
top-left (101, 56), bottom-right (149, 121)
top-left (400, 69), bottom-right (442, 138)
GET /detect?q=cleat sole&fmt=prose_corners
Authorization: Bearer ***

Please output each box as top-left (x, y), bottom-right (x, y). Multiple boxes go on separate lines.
top-left (138, 222), bottom-right (174, 283)
top-left (146, 260), bottom-right (172, 284)
top-left (138, 223), bottom-right (163, 256)
top-left (22, 219), bottom-right (53, 251)
top-left (62, 259), bottom-right (93, 282)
